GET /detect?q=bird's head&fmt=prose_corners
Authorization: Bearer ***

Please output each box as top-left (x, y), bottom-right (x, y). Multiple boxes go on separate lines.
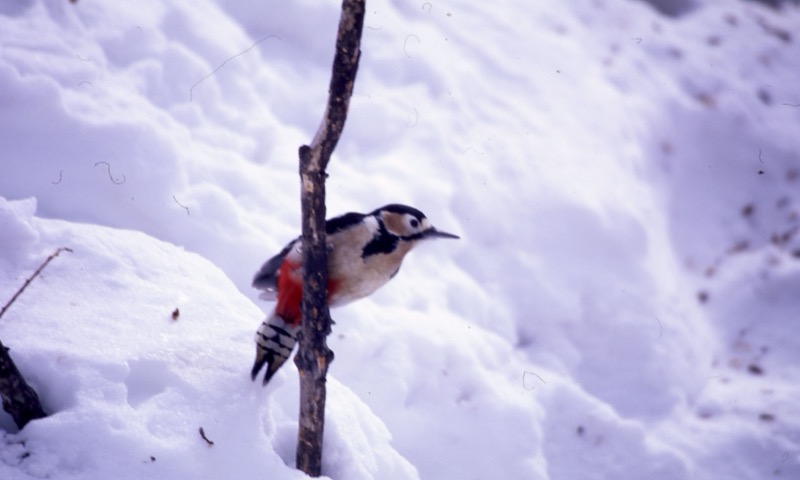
top-left (372, 204), bottom-right (459, 243)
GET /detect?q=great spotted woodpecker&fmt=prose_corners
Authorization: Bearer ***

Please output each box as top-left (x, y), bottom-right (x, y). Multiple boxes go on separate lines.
top-left (250, 204), bottom-right (459, 385)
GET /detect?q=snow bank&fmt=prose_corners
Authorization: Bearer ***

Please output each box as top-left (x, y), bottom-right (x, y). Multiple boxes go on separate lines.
top-left (0, 197), bottom-right (416, 479)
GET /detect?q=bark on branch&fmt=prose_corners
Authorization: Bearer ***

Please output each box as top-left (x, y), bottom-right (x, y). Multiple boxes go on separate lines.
top-left (294, 0), bottom-right (365, 476)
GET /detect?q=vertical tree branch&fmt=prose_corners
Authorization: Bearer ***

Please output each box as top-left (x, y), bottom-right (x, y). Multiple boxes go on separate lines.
top-left (294, 0), bottom-right (365, 476)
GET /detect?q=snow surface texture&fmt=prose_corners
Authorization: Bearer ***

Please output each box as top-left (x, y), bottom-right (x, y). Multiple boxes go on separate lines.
top-left (1, 0), bottom-right (799, 479)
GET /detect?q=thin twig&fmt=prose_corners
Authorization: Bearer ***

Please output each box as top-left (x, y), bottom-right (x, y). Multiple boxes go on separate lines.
top-left (172, 195), bottom-right (190, 215)
top-left (189, 34), bottom-right (281, 101)
top-left (0, 249), bottom-right (65, 428)
top-left (0, 247), bottom-right (73, 321)
top-left (94, 161), bottom-right (126, 185)
top-left (198, 427), bottom-right (215, 446)
top-left (522, 371), bottom-right (546, 390)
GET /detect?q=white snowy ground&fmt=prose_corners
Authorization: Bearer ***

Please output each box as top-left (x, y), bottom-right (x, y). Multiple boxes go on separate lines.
top-left (1, 0), bottom-right (799, 478)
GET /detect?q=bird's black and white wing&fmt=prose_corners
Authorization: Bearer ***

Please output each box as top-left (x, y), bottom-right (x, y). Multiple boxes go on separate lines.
top-left (252, 240), bottom-right (296, 300)
top-left (252, 211), bottom-right (366, 301)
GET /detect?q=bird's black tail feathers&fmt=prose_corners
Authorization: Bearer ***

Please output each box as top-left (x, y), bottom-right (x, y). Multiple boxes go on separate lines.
top-left (251, 313), bottom-right (300, 385)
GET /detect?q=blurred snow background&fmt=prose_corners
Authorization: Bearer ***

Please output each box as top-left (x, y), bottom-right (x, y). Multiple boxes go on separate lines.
top-left (1, 0), bottom-right (799, 478)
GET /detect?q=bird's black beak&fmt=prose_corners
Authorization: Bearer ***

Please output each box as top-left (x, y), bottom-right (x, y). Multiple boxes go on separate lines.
top-left (423, 228), bottom-right (460, 240)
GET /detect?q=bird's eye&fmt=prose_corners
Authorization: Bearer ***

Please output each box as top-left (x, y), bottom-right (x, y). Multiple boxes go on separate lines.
top-left (410, 218), bottom-right (419, 229)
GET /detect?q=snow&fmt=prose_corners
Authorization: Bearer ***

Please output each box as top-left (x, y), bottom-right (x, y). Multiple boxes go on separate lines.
top-left (1, 0), bottom-right (799, 479)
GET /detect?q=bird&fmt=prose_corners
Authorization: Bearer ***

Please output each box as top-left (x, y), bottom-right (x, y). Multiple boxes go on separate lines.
top-left (250, 204), bottom-right (459, 385)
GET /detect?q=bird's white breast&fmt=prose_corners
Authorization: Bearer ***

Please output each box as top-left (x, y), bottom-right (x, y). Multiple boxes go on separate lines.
top-left (326, 221), bottom-right (412, 307)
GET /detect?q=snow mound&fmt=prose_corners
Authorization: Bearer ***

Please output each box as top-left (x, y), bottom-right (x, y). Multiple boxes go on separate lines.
top-left (0, 197), bottom-right (414, 479)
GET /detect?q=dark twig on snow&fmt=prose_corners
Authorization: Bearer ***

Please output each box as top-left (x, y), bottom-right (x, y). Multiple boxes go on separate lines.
top-left (189, 34), bottom-right (281, 102)
top-left (0, 248), bottom-right (71, 429)
top-left (94, 161), bottom-right (126, 185)
top-left (199, 427), bottom-right (215, 446)
top-left (0, 247), bottom-right (73, 321)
